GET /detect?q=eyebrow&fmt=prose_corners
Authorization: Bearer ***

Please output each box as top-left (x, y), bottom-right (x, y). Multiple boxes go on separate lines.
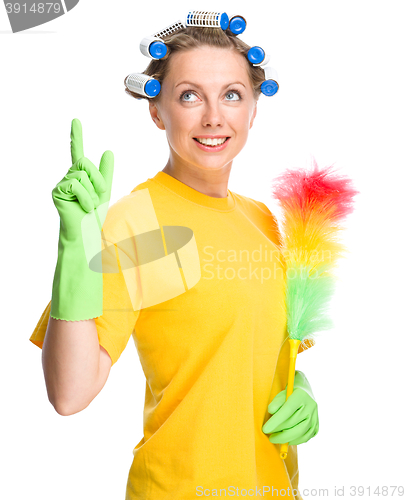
top-left (175, 81), bottom-right (246, 89)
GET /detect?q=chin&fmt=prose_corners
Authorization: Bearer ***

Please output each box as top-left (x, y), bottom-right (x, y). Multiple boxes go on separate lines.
top-left (189, 150), bottom-right (236, 167)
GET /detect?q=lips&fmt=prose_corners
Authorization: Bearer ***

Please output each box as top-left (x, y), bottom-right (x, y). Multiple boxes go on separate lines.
top-left (193, 137), bottom-right (231, 152)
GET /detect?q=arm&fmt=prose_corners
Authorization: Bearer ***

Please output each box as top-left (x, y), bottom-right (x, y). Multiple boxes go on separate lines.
top-left (42, 317), bottom-right (112, 416)
top-left (41, 118), bottom-right (114, 415)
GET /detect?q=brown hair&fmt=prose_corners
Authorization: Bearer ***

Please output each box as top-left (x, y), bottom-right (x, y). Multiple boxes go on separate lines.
top-left (124, 26), bottom-right (265, 103)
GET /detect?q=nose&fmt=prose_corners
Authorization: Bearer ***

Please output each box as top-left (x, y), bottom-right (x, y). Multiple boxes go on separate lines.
top-left (201, 100), bottom-right (224, 129)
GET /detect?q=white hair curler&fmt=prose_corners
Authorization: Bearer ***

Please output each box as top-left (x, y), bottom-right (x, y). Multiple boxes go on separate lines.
top-left (228, 14), bottom-right (247, 35)
top-left (185, 11), bottom-right (229, 30)
top-left (125, 73), bottom-right (161, 98)
top-left (247, 46), bottom-right (271, 67)
top-left (261, 66), bottom-right (279, 96)
top-left (153, 20), bottom-right (186, 39)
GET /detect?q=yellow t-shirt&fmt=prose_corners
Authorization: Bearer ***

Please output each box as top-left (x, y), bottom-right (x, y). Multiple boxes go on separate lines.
top-left (30, 170), bottom-right (313, 500)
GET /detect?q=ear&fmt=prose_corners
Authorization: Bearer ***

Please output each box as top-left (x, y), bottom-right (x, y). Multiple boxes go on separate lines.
top-left (149, 100), bottom-right (165, 131)
top-left (249, 101), bottom-right (258, 129)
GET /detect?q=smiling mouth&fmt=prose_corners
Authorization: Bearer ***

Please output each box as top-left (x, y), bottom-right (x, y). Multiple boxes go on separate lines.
top-left (193, 137), bottom-right (230, 147)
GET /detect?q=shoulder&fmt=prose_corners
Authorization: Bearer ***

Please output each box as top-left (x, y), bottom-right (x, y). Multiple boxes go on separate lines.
top-left (232, 191), bottom-right (282, 247)
top-left (232, 192), bottom-right (277, 220)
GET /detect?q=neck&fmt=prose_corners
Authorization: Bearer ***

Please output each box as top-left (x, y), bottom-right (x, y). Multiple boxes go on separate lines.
top-left (162, 153), bottom-right (232, 199)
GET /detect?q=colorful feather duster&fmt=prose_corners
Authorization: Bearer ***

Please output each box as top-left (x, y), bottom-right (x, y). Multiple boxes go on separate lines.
top-left (271, 155), bottom-right (358, 460)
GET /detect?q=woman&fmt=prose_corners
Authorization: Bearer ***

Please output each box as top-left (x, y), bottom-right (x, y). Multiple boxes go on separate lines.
top-left (30, 23), bottom-right (318, 500)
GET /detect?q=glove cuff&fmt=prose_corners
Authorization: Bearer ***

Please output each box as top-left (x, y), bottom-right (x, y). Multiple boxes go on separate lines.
top-left (50, 232), bottom-right (103, 321)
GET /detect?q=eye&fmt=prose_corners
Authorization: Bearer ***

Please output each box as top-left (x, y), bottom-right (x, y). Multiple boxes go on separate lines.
top-left (180, 91), bottom-right (199, 102)
top-left (225, 90), bottom-right (242, 101)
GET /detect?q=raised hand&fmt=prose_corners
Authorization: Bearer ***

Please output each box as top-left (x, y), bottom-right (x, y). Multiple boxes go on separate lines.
top-left (52, 118), bottom-right (114, 239)
top-left (50, 118), bottom-right (115, 321)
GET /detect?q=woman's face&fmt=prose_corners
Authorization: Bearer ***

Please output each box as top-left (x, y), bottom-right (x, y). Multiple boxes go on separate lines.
top-left (149, 46), bottom-right (258, 172)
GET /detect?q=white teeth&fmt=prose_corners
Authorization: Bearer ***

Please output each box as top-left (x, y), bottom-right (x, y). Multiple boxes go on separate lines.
top-left (196, 137), bottom-right (227, 146)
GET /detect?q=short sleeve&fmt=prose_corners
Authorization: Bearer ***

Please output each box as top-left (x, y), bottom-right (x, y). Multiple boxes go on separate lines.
top-left (254, 200), bottom-right (283, 249)
top-left (28, 242), bottom-right (141, 367)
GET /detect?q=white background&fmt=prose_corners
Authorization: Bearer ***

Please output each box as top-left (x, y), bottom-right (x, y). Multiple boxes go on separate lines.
top-left (1, 0), bottom-right (405, 498)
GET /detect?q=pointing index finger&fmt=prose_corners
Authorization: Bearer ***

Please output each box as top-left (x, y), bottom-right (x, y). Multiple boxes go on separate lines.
top-left (70, 118), bottom-right (84, 165)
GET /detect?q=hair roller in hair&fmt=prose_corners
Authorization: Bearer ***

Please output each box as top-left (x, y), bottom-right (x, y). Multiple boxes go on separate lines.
top-left (185, 11), bottom-right (229, 30)
top-left (153, 20), bottom-right (186, 39)
top-left (247, 46), bottom-right (271, 67)
top-left (228, 15), bottom-right (247, 35)
top-left (261, 66), bottom-right (279, 96)
top-left (139, 36), bottom-right (168, 60)
top-left (125, 73), bottom-right (161, 98)
top-left (140, 21), bottom-right (186, 60)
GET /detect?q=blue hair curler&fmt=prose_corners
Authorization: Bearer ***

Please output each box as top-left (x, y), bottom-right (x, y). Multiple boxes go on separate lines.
top-left (261, 66), bottom-right (279, 96)
top-left (185, 11), bottom-right (229, 30)
top-left (140, 36), bottom-right (167, 60)
top-left (125, 73), bottom-right (161, 98)
top-left (139, 21), bottom-right (186, 60)
top-left (247, 46), bottom-right (271, 67)
top-left (228, 15), bottom-right (247, 35)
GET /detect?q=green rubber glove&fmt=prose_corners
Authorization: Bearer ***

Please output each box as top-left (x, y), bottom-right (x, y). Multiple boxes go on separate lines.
top-left (262, 371), bottom-right (319, 446)
top-left (50, 118), bottom-right (114, 321)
